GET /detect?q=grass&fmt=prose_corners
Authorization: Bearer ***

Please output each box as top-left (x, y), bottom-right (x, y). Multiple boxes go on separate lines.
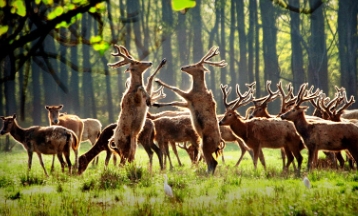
top-left (0, 140), bottom-right (358, 215)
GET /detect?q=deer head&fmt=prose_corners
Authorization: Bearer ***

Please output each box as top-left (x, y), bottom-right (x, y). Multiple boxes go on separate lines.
top-left (45, 105), bottom-right (64, 125)
top-left (107, 45), bottom-right (152, 74)
top-left (180, 46), bottom-right (227, 75)
top-left (219, 83), bottom-right (254, 125)
top-left (280, 83), bottom-right (321, 121)
top-left (0, 114), bottom-right (16, 135)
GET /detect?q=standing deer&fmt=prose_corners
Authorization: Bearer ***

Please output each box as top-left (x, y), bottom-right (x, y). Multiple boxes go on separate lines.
top-left (45, 104), bottom-right (84, 169)
top-left (154, 46), bottom-right (227, 174)
top-left (107, 45), bottom-right (165, 164)
top-left (219, 84), bottom-right (305, 175)
top-left (0, 114), bottom-right (78, 176)
top-left (280, 83), bottom-right (358, 171)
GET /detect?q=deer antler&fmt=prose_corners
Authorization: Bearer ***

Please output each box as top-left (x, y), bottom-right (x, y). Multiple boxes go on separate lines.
top-left (107, 45), bottom-right (135, 68)
top-left (277, 81), bottom-right (296, 114)
top-left (220, 84), bottom-right (238, 109)
top-left (230, 84), bottom-right (254, 110)
top-left (335, 95), bottom-right (355, 115)
top-left (295, 83), bottom-right (321, 106)
top-left (255, 80), bottom-right (280, 106)
top-left (199, 46), bottom-right (227, 68)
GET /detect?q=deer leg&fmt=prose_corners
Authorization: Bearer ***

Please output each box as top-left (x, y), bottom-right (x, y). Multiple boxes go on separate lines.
top-left (36, 153), bottom-right (49, 177)
top-left (335, 152), bottom-right (345, 169)
top-left (258, 149), bottom-right (266, 169)
top-left (141, 141), bottom-right (154, 170)
top-left (150, 142), bottom-right (164, 170)
top-left (128, 136), bottom-right (137, 163)
top-left (235, 139), bottom-right (247, 167)
top-left (63, 149), bottom-right (72, 175)
top-left (104, 148), bottom-right (112, 169)
top-left (164, 142), bottom-right (174, 170)
top-left (252, 147), bottom-right (261, 169)
top-left (27, 150), bottom-right (33, 174)
top-left (291, 149), bottom-right (303, 176)
top-left (153, 101), bottom-right (189, 109)
top-left (170, 142), bottom-right (182, 166)
top-left (155, 80), bottom-right (188, 99)
top-left (283, 147), bottom-right (294, 173)
top-left (57, 152), bottom-right (66, 173)
top-left (73, 149), bottom-right (79, 169)
top-left (307, 148), bottom-right (316, 171)
top-left (51, 155), bottom-right (56, 172)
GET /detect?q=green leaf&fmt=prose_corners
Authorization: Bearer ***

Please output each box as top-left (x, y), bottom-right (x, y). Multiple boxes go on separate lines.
top-left (93, 41), bottom-right (109, 55)
top-left (47, 11), bottom-right (56, 20)
top-left (172, 0), bottom-right (196, 11)
top-left (0, 0), bottom-right (6, 8)
top-left (12, 0), bottom-right (26, 17)
top-left (90, 35), bottom-right (102, 44)
top-left (89, 6), bottom-right (96, 13)
top-left (54, 6), bottom-right (63, 16)
top-left (0, 25), bottom-right (8, 36)
top-left (55, 21), bottom-right (68, 28)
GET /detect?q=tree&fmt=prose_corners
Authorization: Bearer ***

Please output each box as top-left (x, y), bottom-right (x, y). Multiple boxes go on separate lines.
top-left (289, 0), bottom-right (305, 91)
top-left (338, 0), bottom-right (358, 107)
top-left (307, 0), bottom-right (328, 94)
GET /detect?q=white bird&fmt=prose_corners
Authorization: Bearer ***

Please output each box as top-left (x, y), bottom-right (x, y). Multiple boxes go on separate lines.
top-left (164, 174), bottom-right (173, 197)
top-left (303, 176), bottom-right (311, 189)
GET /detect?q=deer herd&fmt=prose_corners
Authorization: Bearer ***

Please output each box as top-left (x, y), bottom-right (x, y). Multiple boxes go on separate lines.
top-left (1, 45), bottom-right (358, 177)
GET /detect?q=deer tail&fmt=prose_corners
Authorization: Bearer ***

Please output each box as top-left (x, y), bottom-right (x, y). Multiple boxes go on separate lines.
top-left (68, 131), bottom-right (79, 151)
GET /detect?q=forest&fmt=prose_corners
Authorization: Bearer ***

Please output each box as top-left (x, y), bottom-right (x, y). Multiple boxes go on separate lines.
top-left (0, 0), bottom-right (357, 127)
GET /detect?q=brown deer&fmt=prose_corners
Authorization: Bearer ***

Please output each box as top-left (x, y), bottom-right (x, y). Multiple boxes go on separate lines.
top-left (78, 120), bottom-right (164, 175)
top-left (154, 46), bottom-right (227, 174)
top-left (59, 113), bottom-right (102, 165)
top-left (152, 115), bottom-right (201, 169)
top-left (219, 84), bottom-right (305, 175)
top-left (45, 104), bottom-right (84, 169)
top-left (247, 81), bottom-right (297, 171)
top-left (107, 45), bottom-right (153, 164)
top-left (280, 83), bottom-right (358, 171)
top-left (0, 114), bottom-right (78, 176)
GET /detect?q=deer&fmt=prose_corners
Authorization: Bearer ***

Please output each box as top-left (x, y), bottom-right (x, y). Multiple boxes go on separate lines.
top-left (280, 83), bottom-right (358, 171)
top-left (78, 119), bottom-right (164, 175)
top-left (0, 114), bottom-right (78, 176)
top-left (153, 46), bottom-right (227, 174)
top-left (59, 112), bottom-right (102, 166)
top-left (219, 84), bottom-right (305, 175)
top-left (45, 104), bottom-right (84, 170)
top-left (107, 45), bottom-right (161, 165)
top-left (246, 81), bottom-right (299, 172)
top-left (314, 89), bottom-right (356, 169)
top-left (151, 115), bottom-right (201, 169)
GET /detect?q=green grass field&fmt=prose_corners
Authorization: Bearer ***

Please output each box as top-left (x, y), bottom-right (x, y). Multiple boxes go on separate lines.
top-left (0, 139), bottom-right (358, 216)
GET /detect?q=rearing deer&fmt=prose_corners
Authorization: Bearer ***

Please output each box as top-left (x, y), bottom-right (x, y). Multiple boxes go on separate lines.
top-left (107, 45), bottom-right (154, 164)
top-left (154, 46), bottom-right (227, 174)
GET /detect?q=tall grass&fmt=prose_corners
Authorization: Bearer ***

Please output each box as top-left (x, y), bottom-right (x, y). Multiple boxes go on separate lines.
top-left (0, 140), bottom-right (357, 215)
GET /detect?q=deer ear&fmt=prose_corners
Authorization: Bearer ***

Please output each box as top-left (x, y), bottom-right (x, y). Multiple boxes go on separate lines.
top-left (300, 106), bottom-right (309, 111)
top-left (0, 116), bottom-right (4, 120)
top-left (45, 105), bottom-right (49, 110)
top-left (59, 104), bottom-right (63, 109)
top-left (12, 113), bottom-right (17, 119)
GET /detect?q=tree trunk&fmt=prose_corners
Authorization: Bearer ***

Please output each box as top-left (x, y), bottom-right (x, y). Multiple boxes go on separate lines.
top-left (338, 0), bottom-right (357, 107)
top-left (308, 0), bottom-right (328, 94)
top-left (289, 0), bottom-right (305, 91)
top-left (69, 24), bottom-right (80, 114)
top-left (237, 0), bottom-right (249, 86)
